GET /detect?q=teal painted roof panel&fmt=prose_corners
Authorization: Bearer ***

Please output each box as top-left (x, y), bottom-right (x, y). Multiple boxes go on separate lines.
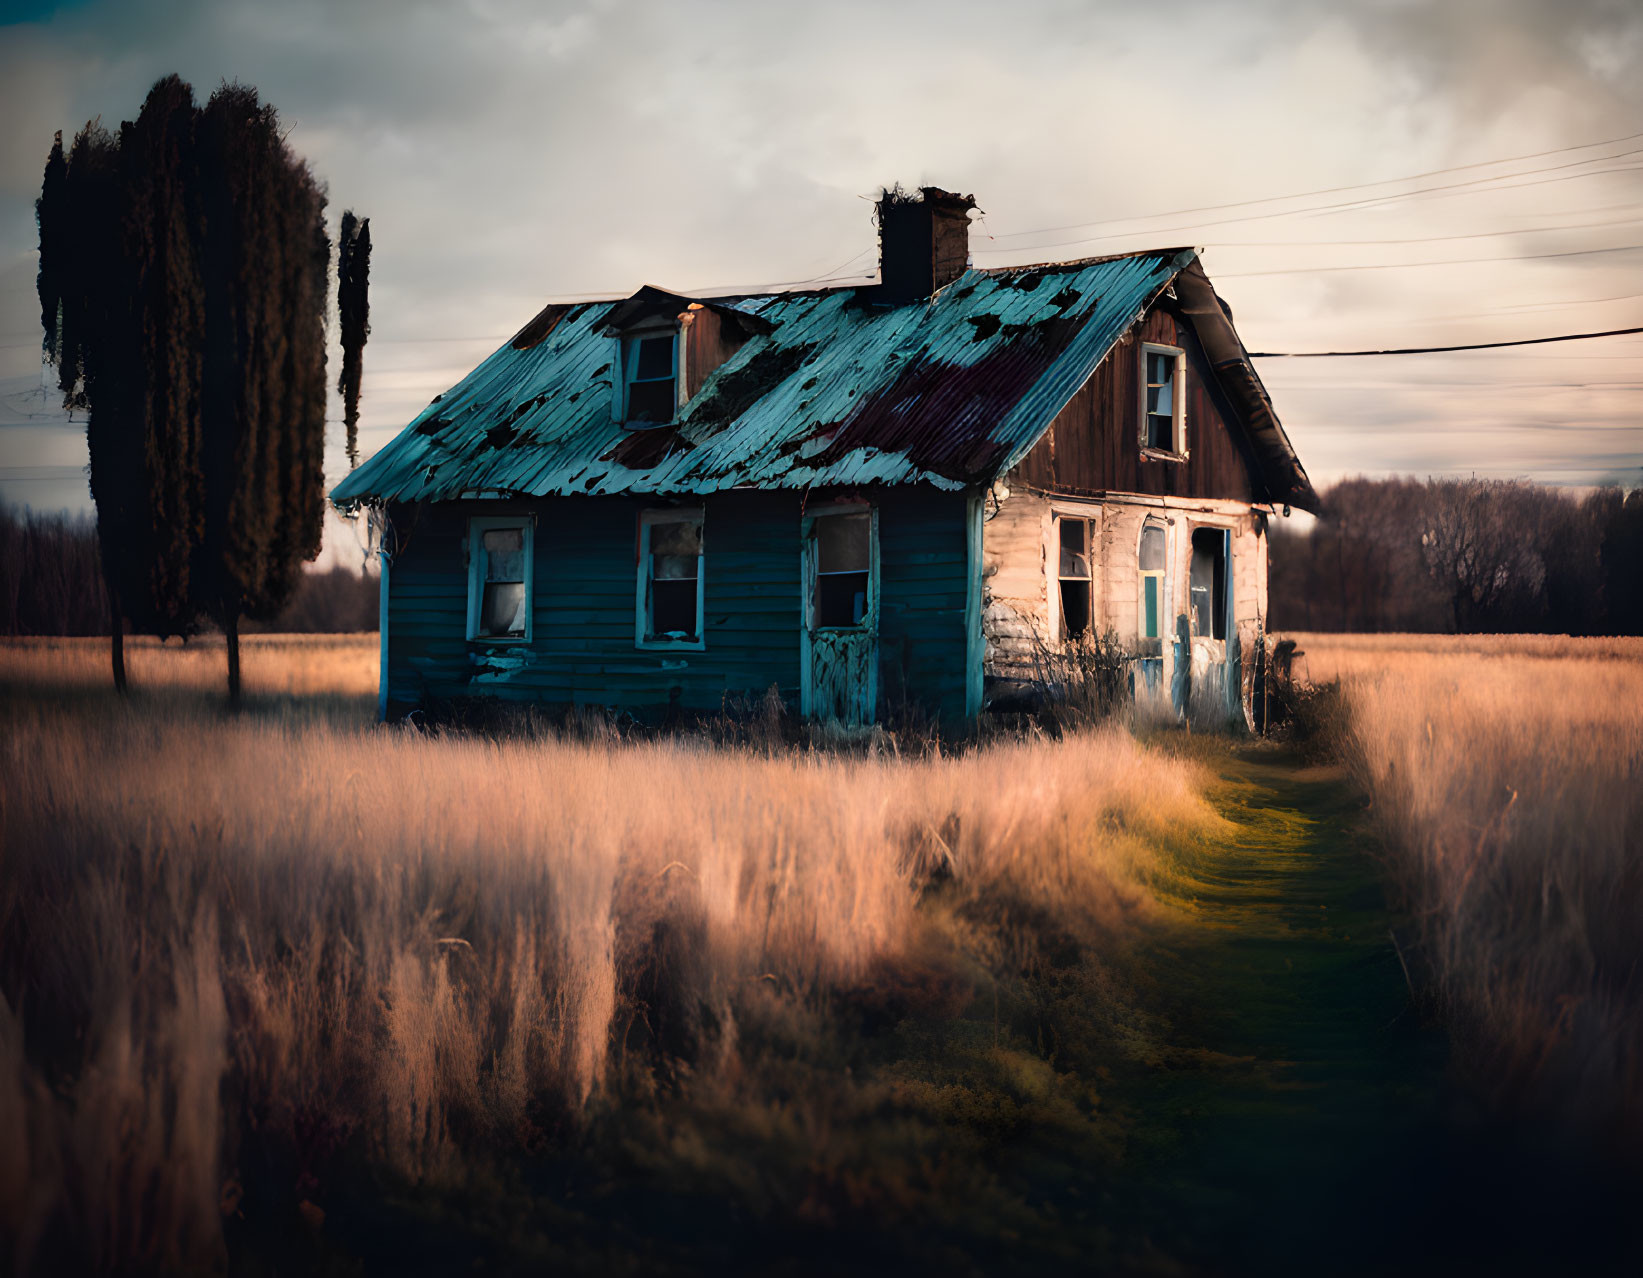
top-left (330, 251), bottom-right (1195, 505)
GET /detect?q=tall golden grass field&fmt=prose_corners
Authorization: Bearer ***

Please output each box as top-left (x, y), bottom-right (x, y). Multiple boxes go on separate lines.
top-left (1283, 632), bottom-right (1643, 1122)
top-left (0, 636), bottom-right (1220, 1269)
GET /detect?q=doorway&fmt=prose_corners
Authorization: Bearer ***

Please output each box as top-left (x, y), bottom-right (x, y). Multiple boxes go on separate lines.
top-left (801, 504), bottom-right (878, 726)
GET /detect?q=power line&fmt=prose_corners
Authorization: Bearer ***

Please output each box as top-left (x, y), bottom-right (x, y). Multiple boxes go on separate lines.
top-left (972, 157), bottom-right (1643, 257)
top-left (1496, 291), bottom-right (1643, 311)
top-left (1220, 241), bottom-right (1643, 278)
top-left (1313, 159), bottom-right (1643, 220)
top-left (1393, 293), bottom-right (1643, 324)
top-left (981, 129), bottom-right (1643, 244)
top-left (1248, 325), bottom-right (1643, 358)
top-left (249, 280), bottom-right (1643, 353)
top-left (1273, 379), bottom-right (1643, 390)
top-left (1200, 212), bottom-right (1643, 249)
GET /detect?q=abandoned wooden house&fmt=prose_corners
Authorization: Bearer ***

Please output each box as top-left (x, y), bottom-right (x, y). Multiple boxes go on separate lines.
top-left (330, 186), bottom-right (1317, 729)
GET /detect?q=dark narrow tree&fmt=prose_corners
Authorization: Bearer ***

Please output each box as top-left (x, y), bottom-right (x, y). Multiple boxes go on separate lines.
top-left (120, 76), bottom-right (208, 640)
top-left (37, 94), bottom-right (198, 686)
top-left (34, 129), bottom-right (134, 678)
top-left (193, 84), bottom-right (330, 704)
top-left (38, 75), bottom-right (331, 703)
top-left (337, 210), bottom-right (372, 469)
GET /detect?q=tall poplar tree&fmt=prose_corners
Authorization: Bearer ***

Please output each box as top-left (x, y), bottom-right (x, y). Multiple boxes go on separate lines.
top-left (192, 85), bottom-right (330, 702)
top-left (38, 76), bottom-right (333, 703)
top-left (337, 210), bottom-right (372, 469)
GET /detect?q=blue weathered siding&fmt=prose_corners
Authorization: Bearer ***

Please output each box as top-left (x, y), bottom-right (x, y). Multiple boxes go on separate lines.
top-left (876, 487), bottom-right (974, 726)
top-left (383, 487), bottom-right (977, 726)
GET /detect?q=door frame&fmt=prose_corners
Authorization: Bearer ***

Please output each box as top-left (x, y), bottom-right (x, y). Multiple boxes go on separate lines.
top-left (799, 499), bottom-right (880, 723)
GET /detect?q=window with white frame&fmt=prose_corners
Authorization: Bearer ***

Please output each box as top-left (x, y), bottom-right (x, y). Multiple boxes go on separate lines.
top-left (467, 517), bottom-right (533, 641)
top-left (1140, 343), bottom-right (1186, 456)
top-left (1138, 522), bottom-right (1166, 651)
top-left (622, 330), bottom-right (679, 424)
top-left (637, 508), bottom-right (703, 646)
top-left (1056, 515), bottom-right (1096, 640)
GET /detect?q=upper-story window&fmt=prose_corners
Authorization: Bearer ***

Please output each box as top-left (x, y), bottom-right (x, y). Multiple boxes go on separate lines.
top-left (623, 331), bottom-right (679, 424)
top-left (1140, 343), bottom-right (1186, 457)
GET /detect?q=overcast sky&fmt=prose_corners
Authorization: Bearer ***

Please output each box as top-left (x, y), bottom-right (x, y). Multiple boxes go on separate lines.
top-left (2, 0), bottom-right (1640, 557)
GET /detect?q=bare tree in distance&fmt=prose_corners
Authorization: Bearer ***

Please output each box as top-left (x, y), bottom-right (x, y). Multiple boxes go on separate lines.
top-left (1419, 479), bottom-right (1547, 631)
top-left (1269, 476), bottom-right (1642, 635)
top-left (37, 76), bottom-right (332, 703)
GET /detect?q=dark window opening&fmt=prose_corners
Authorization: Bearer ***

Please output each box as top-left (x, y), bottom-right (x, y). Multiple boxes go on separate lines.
top-left (1060, 581), bottom-right (1091, 639)
top-left (1057, 516), bottom-right (1093, 640)
top-left (474, 525), bottom-right (528, 638)
top-left (625, 333), bottom-right (677, 423)
top-left (1190, 527), bottom-right (1227, 640)
top-left (814, 511), bottom-right (871, 628)
top-left (645, 516), bottom-right (701, 642)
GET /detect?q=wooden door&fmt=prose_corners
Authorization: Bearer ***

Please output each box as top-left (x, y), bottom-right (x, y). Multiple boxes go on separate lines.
top-left (801, 504), bottom-right (878, 726)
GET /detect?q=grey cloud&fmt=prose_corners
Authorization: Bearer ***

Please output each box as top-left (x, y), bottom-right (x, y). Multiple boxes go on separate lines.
top-left (1, 0), bottom-right (1639, 520)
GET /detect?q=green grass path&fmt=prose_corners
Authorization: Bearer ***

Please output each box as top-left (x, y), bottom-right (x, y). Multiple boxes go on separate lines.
top-left (1118, 746), bottom-right (1450, 1274)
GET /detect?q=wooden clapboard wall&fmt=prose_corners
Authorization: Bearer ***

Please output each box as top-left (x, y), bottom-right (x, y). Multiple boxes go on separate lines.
top-left (1011, 304), bottom-right (1261, 504)
top-left (381, 487), bottom-right (974, 726)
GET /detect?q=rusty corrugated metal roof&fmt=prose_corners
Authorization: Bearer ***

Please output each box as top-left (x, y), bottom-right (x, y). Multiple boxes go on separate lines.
top-left (331, 250), bottom-right (1195, 506)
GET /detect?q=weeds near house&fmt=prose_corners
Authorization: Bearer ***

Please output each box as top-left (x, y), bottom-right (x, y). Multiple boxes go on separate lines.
top-left (0, 638), bottom-right (1223, 1272)
top-left (1021, 629), bottom-right (1130, 730)
top-left (1286, 633), bottom-right (1643, 1137)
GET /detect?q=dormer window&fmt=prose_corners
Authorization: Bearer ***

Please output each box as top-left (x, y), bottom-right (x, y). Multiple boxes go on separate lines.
top-left (1140, 343), bottom-right (1186, 457)
top-left (623, 331), bottom-right (678, 424)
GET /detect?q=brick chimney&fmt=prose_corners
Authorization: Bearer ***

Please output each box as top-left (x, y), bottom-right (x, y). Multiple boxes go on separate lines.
top-left (876, 185), bottom-right (977, 301)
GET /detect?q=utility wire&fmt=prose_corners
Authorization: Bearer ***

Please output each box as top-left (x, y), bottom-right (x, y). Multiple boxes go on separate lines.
top-left (1219, 241), bottom-right (1643, 277)
top-left (980, 129), bottom-right (1643, 244)
top-left (1248, 325), bottom-right (1643, 358)
top-left (973, 160), bottom-right (1643, 257)
top-left (1201, 212), bottom-right (1643, 249)
top-left (668, 138), bottom-right (1643, 293)
top-left (1496, 291), bottom-right (1643, 310)
top-left (1309, 158), bottom-right (1643, 221)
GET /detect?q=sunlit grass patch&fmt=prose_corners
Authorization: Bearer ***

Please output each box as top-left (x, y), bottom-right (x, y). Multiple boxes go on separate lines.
top-left (0, 642), bottom-right (1235, 1271)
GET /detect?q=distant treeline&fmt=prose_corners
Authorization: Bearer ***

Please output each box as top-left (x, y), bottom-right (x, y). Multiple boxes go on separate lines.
top-left (10, 482), bottom-right (1642, 639)
top-left (0, 505), bottom-right (377, 636)
top-left (1271, 478), bottom-right (1643, 635)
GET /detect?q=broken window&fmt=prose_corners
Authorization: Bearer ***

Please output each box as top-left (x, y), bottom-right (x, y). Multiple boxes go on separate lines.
top-left (813, 510), bottom-right (871, 628)
top-left (1190, 527), bottom-right (1228, 640)
top-left (623, 332), bottom-right (678, 424)
top-left (1139, 522), bottom-right (1166, 646)
top-left (467, 517), bottom-right (533, 641)
top-left (639, 509), bottom-right (703, 645)
top-left (1141, 343), bottom-right (1185, 455)
top-left (1056, 516), bottom-right (1095, 640)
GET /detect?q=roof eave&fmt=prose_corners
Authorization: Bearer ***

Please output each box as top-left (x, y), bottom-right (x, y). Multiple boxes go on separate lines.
top-left (1172, 260), bottom-right (1319, 514)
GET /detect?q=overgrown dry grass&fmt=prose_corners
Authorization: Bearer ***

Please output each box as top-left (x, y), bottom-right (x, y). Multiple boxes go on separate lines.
top-left (1284, 632), bottom-right (1643, 1137)
top-left (0, 633), bottom-right (379, 699)
top-left (0, 641), bottom-right (1224, 1273)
